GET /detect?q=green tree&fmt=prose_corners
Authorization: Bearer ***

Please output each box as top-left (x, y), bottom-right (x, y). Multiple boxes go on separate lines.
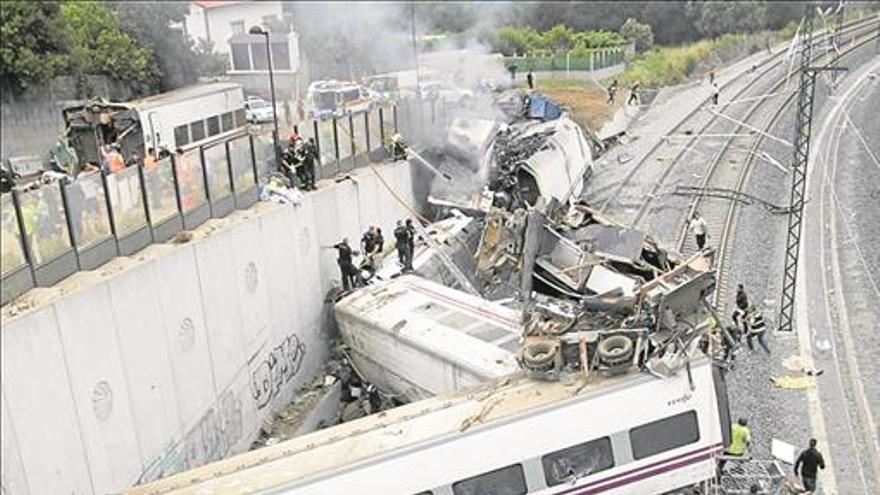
top-left (685, 1), bottom-right (767, 39)
top-left (108, 1), bottom-right (225, 91)
top-left (542, 24), bottom-right (575, 54)
top-left (60, 1), bottom-right (155, 95)
top-left (0, 2), bottom-right (69, 96)
top-left (620, 18), bottom-right (654, 53)
top-left (495, 26), bottom-right (539, 56)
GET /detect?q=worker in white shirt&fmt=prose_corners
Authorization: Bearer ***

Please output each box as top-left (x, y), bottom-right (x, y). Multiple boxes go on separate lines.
top-left (689, 212), bottom-right (708, 250)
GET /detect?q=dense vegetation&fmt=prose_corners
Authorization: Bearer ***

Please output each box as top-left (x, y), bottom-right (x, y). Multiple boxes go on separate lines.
top-left (1, 1), bottom-right (226, 98)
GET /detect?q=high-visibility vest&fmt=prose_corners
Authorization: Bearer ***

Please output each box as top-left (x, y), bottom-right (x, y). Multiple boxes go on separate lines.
top-left (748, 312), bottom-right (766, 334)
top-left (108, 152), bottom-right (125, 173)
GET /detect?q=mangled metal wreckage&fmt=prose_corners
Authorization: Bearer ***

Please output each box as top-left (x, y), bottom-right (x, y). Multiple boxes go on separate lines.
top-left (334, 92), bottom-right (720, 405)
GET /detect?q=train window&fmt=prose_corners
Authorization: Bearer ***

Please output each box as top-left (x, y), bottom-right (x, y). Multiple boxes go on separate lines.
top-left (629, 410), bottom-right (699, 460)
top-left (452, 464), bottom-right (526, 495)
top-left (207, 116), bottom-right (221, 136)
top-left (221, 112), bottom-right (234, 132)
top-left (234, 108), bottom-right (247, 127)
top-left (190, 120), bottom-right (206, 142)
top-left (174, 125), bottom-right (190, 147)
top-left (542, 437), bottom-right (614, 486)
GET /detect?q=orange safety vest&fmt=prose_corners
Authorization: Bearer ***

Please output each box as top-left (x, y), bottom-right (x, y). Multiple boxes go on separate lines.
top-left (108, 152), bottom-right (125, 173)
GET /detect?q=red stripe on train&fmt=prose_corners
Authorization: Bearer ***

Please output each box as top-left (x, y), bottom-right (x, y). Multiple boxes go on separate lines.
top-left (404, 281), bottom-right (520, 327)
top-left (555, 443), bottom-right (723, 495)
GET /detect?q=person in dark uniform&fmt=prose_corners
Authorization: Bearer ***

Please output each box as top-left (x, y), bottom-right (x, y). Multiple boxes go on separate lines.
top-left (405, 218), bottom-right (416, 270)
top-left (333, 238), bottom-right (359, 291)
top-left (794, 438), bottom-right (825, 493)
top-left (300, 138), bottom-right (317, 190)
top-left (279, 145), bottom-right (298, 188)
top-left (732, 283), bottom-right (750, 336)
top-left (526, 70), bottom-right (535, 89)
top-left (393, 220), bottom-right (410, 272)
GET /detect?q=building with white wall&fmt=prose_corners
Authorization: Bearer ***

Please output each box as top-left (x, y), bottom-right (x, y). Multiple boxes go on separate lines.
top-left (184, 1), bottom-right (302, 101)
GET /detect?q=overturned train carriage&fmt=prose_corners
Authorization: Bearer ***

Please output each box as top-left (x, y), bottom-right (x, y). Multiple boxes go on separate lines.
top-left (129, 356), bottom-right (730, 495)
top-left (334, 274), bottom-right (521, 402)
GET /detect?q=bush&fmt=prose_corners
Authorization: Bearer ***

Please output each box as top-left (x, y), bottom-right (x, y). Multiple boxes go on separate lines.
top-left (620, 18), bottom-right (654, 53)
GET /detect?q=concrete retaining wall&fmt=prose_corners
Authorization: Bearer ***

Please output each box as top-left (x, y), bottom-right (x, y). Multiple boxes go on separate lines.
top-left (0, 159), bottom-right (419, 494)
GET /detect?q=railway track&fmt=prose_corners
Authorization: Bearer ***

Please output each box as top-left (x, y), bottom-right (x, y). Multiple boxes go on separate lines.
top-left (595, 15), bottom-right (877, 313)
top-left (596, 16), bottom-right (878, 233)
top-left (685, 28), bottom-right (880, 313)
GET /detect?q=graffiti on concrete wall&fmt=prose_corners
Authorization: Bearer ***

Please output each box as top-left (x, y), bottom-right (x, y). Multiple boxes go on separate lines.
top-left (136, 389), bottom-right (243, 484)
top-left (251, 332), bottom-right (306, 410)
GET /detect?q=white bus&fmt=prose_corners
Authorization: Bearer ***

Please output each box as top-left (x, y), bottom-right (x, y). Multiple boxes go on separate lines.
top-left (63, 82), bottom-right (248, 167)
top-left (128, 356), bottom-right (729, 495)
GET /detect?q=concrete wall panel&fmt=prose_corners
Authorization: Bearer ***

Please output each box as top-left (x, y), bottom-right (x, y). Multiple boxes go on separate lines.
top-left (154, 247), bottom-right (215, 426)
top-left (0, 306), bottom-right (93, 494)
top-left (108, 264), bottom-right (182, 469)
top-left (1, 387), bottom-right (32, 495)
top-left (355, 172), bottom-right (381, 235)
top-left (0, 161), bottom-right (420, 493)
top-left (289, 198), bottom-right (324, 331)
top-left (228, 218), bottom-right (272, 359)
top-left (259, 205), bottom-right (300, 347)
top-left (194, 233), bottom-right (247, 391)
top-left (310, 187), bottom-right (344, 295)
top-left (335, 181), bottom-right (362, 246)
top-left (54, 287), bottom-right (143, 493)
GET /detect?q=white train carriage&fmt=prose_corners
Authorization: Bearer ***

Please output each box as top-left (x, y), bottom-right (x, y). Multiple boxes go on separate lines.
top-left (63, 82), bottom-right (248, 166)
top-left (335, 274), bottom-right (521, 402)
top-left (128, 357), bottom-right (729, 495)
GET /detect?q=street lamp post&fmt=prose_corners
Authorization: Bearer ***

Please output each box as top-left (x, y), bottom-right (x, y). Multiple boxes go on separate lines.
top-left (249, 26), bottom-right (280, 167)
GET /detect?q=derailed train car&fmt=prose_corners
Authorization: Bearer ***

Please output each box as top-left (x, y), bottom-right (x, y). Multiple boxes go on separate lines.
top-left (129, 353), bottom-right (729, 495)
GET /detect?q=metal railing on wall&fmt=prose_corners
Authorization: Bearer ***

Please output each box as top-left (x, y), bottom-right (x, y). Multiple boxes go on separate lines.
top-left (0, 98), bottom-right (458, 306)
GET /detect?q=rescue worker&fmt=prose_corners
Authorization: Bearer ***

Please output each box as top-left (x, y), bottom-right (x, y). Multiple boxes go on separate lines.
top-left (732, 283), bottom-right (750, 334)
top-left (333, 238), bottom-right (359, 291)
top-left (390, 133), bottom-right (407, 161)
top-left (607, 79), bottom-right (619, 105)
top-left (279, 144), bottom-right (298, 188)
top-left (526, 69), bottom-right (535, 90)
top-left (627, 82), bottom-right (640, 106)
top-left (101, 143), bottom-right (125, 174)
top-left (794, 438), bottom-right (825, 493)
top-left (143, 147), bottom-right (158, 167)
top-left (405, 218), bottom-right (416, 270)
top-left (745, 308), bottom-right (770, 353)
top-left (299, 137), bottom-right (317, 190)
top-left (393, 220), bottom-right (411, 272)
top-left (372, 227), bottom-right (385, 270)
top-left (361, 226), bottom-right (377, 268)
top-left (719, 418), bottom-right (751, 473)
top-left (689, 211), bottom-right (708, 250)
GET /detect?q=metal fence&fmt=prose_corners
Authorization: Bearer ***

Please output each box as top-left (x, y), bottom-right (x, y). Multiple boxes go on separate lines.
top-left (504, 48), bottom-right (627, 72)
top-left (0, 98), bottom-right (466, 305)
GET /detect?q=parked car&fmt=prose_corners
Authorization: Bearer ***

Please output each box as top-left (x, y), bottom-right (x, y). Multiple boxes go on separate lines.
top-left (245, 97), bottom-right (276, 124)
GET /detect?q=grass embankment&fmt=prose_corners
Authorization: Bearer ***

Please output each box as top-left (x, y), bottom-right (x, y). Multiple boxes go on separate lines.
top-left (617, 33), bottom-right (750, 87)
top-left (524, 79), bottom-right (623, 132)
top-left (618, 7), bottom-right (877, 88)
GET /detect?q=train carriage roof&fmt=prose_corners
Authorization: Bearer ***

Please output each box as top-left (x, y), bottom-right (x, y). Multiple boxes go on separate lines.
top-left (127, 355), bottom-right (712, 495)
